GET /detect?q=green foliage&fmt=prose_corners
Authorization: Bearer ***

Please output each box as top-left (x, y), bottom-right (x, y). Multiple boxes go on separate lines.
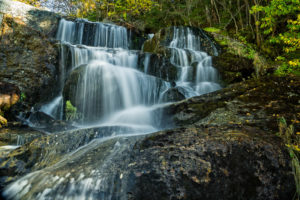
top-left (251, 0), bottom-right (300, 75)
top-left (72, 0), bottom-right (158, 22)
top-left (20, 92), bottom-right (26, 101)
top-left (65, 100), bottom-right (80, 121)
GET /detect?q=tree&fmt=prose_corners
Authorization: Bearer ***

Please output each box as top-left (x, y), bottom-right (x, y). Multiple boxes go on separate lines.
top-left (251, 0), bottom-right (300, 74)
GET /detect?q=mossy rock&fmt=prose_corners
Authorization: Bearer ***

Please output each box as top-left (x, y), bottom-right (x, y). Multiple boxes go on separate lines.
top-left (213, 52), bottom-right (254, 85)
top-left (63, 64), bottom-right (87, 108)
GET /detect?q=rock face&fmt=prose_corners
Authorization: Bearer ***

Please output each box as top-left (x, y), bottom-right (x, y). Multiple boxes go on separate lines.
top-left (0, 0), bottom-right (60, 111)
top-left (213, 52), bottom-right (254, 85)
top-left (127, 126), bottom-right (294, 200)
top-left (161, 75), bottom-right (300, 132)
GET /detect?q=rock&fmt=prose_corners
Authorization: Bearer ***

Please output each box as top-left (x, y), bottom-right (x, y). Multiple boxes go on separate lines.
top-left (0, 124), bottom-right (44, 147)
top-left (0, 125), bottom-right (139, 189)
top-left (0, 82), bottom-right (20, 127)
top-left (63, 64), bottom-right (86, 110)
top-left (213, 52), bottom-right (254, 85)
top-left (0, 123), bottom-right (295, 199)
top-left (160, 75), bottom-right (300, 132)
top-left (206, 30), bottom-right (269, 78)
top-left (0, 82), bottom-right (20, 110)
top-left (127, 126), bottom-right (295, 200)
top-left (0, 0), bottom-right (60, 36)
top-left (26, 111), bottom-right (74, 132)
top-left (0, 0), bottom-right (60, 116)
top-left (160, 88), bottom-right (185, 102)
top-left (138, 53), bottom-right (178, 81)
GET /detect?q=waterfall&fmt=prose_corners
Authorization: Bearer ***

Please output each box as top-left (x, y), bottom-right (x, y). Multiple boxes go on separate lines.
top-left (169, 27), bottom-right (221, 97)
top-left (41, 19), bottom-right (172, 130)
top-left (3, 19), bottom-right (223, 200)
top-left (38, 22), bottom-right (221, 126)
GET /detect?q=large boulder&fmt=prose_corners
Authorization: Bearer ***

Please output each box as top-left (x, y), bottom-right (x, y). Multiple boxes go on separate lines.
top-left (0, 0), bottom-right (60, 114)
top-left (127, 126), bottom-right (295, 200)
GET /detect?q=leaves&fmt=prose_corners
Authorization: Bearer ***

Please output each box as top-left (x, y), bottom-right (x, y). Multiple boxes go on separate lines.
top-left (251, 0), bottom-right (300, 74)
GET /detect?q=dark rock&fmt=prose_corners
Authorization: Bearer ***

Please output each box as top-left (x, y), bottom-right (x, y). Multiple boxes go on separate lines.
top-left (26, 111), bottom-right (74, 132)
top-left (138, 53), bottom-right (178, 81)
top-left (160, 88), bottom-right (185, 103)
top-left (128, 30), bottom-right (148, 50)
top-left (160, 75), bottom-right (300, 132)
top-left (213, 52), bottom-right (255, 85)
top-left (127, 126), bottom-right (295, 200)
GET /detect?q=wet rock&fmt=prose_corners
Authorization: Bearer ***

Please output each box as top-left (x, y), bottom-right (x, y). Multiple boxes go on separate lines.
top-left (0, 124), bottom-right (44, 147)
top-left (0, 125), bottom-right (140, 189)
top-left (160, 88), bottom-right (185, 103)
top-left (0, 123), bottom-right (296, 199)
top-left (26, 111), bottom-right (74, 132)
top-left (138, 53), bottom-right (178, 81)
top-left (63, 64), bottom-right (86, 108)
top-left (127, 126), bottom-right (295, 200)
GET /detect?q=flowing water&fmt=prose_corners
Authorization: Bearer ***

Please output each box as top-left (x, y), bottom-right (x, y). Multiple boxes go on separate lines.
top-left (3, 19), bottom-right (221, 199)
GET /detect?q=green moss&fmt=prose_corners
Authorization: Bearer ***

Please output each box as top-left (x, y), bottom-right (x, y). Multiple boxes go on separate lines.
top-left (20, 92), bottom-right (26, 101)
top-left (203, 27), bottom-right (221, 33)
top-left (65, 100), bottom-right (80, 121)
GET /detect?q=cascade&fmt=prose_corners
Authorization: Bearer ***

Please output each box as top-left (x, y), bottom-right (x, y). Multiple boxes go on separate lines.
top-left (168, 27), bottom-right (221, 97)
top-left (3, 19), bottom-right (222, 199)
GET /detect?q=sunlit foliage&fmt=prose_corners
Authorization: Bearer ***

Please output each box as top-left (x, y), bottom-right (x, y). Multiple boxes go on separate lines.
top-left (252, 0), bottom-right (300, 74)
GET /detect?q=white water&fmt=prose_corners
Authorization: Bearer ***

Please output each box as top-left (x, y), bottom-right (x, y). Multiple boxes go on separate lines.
top-left (169, 27), bottom-right (221, 96)
top-left (4, 20), bottom-right (222, 200)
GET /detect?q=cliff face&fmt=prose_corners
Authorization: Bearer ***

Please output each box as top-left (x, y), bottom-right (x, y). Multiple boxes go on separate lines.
top-left (0, 0), bottom-right (60, 112)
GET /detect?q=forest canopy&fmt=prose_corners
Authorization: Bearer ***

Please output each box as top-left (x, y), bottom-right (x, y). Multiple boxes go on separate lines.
top-left (19, 0), bottom-right (300, 75)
